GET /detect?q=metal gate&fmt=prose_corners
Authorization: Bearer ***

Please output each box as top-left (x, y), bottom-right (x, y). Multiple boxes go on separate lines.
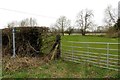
top-left (61, 41), bottom-right (119, 71)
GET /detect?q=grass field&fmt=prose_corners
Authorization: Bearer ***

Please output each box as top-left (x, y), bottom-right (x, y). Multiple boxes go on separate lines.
top-left (2, 35), bottom-right (119, 78)
top-left (61, 35), bottom-right (119, 78)
top-left (62, 35), bottom-right (118, 58)
top-left (2, 60), bottom-right (118, 78)
top-left (62, 35), bottom-right (118, 42)
top-left (61, 35), bottom-right (119, 55)
top-left (61, 35), bottom-right (119, 70)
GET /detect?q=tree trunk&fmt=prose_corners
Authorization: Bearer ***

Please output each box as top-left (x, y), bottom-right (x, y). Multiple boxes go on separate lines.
top-left (68, 33), bottom-right (70, 35)
top-left (82, 32), bottom-right (85, 36)
top-left (62, 32), bottom-right (64, 36)
top-left (81, 29), bottom-right (86, 36)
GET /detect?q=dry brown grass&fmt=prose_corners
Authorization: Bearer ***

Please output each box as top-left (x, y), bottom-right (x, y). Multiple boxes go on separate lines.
top-left (2, 47), bottom-right (58, 72)
top-left (3, 55), bottom-right (44, 72)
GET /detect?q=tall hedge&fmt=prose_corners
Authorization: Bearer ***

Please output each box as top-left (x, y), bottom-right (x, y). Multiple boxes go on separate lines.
top-left (2, 27), bottom-right (56, 57)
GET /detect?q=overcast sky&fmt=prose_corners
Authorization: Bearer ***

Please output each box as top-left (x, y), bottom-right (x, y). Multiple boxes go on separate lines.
top-left (0, 0), bottom-right (119, 29)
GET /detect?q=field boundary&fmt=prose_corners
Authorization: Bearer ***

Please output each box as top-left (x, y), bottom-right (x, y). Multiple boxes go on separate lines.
top-left (61, 41), bottom-right (119, 71)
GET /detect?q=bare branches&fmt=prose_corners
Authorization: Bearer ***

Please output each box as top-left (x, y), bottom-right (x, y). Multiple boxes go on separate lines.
top-left (27, 41), bottom-right (40, 53)
top-left (20, 18), bottom-right (37, 27)
top-left (104, 5), bottom-right (117, 27)
top-left (76, 9), bottom-right (94, 35)
top-left (55, 16), bottom-right (71, 35)
top-left (7, 18), bottom-right (37, 28)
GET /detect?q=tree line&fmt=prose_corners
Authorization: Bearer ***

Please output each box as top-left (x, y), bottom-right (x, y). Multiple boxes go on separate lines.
top-left (7, 5), bottom-right (119, 37)
top-left (50, 5), bottom-right (119, 37)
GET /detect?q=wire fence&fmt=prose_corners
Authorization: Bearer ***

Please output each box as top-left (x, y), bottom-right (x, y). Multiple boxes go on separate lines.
top-left (61, 41), bottom-right (119, 71)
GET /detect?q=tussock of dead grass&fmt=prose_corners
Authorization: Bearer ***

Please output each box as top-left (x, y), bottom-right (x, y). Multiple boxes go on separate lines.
top-left (3, 55), bottom-right (44, 72)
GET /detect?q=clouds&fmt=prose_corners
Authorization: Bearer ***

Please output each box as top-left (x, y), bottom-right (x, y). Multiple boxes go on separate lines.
top-left (0, 0), bottom-right (119, 29)
top-left (118, 1), bottom-right (120, 19)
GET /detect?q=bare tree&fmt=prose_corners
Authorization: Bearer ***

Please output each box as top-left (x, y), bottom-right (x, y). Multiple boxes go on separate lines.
top-left (19, 18), bottom-right (37, 27)
top-left (7, 22), bottom-right (15, 28)
top-left (104, 5), bottom-right (117, 27)
top-left (29, 18), bottom-right (37, 26)
top-left (104, 5), bottom-right (119, 37)
top-left (7, 21), bottom-right (18, 28)
top-left (50, 24), bottom-right (58, 33)
top-left (76, 9), bottom-right (94, 36)
top-left (20, 19), bottom-right (28, 27)
top-left (65, 26), bottom-right (74, 35)
top-left (55, 16), bottom-right (71, 36)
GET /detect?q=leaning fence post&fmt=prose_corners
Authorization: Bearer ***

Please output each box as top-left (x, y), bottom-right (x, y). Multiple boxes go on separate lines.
top-left (107, 43), bottom-right (109, 68)
top-left (60, 40), bottom-right (62, 58)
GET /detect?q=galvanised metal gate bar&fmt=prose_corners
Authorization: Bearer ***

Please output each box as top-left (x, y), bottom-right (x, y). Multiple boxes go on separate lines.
top-left (61, 41), bottom-right (119, 71)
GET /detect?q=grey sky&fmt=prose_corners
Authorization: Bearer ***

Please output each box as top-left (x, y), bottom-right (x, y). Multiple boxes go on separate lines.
top-left (0, 0), bottom-right (119, 29)
top-left (118, 1), bottom-right (120, 19)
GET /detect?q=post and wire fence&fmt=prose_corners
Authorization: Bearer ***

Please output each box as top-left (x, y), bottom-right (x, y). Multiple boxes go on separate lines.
top-left (61, 41), bottom-right (119, 71)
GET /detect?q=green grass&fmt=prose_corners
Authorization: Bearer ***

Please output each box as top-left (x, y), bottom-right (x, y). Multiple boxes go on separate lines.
top-left (2, 60), bottom-right (119, 78)
top-left (2, 35), bottom-right (119, 78)
top-left (61, 35), bottom-right (118, 42)
top-left (61, 35), bottom-right (119, 55)
top-left (61, 35), bottom-right (118, 53)
top-left (61, 35), bottom-right (119, 71)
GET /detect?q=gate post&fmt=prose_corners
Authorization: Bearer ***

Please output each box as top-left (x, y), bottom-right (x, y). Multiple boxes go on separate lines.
top-left (72, 42), bottom-right (73, 61)
top-left (12, 27), bottom-right (16, 58)
top-left (56, 34), bottom-right (61, 59)
top-left (107, 43), bottom-right (109, 68)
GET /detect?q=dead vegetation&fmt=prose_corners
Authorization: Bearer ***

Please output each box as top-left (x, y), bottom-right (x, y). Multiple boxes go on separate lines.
top-left (2, 27), bottom-right (60, 72)
top-left (2, 27), bottom-right (55, 57)
top-left (3, 55), bottom-right (44, 72)
top-left (3, 45), bottom-right (59, 72)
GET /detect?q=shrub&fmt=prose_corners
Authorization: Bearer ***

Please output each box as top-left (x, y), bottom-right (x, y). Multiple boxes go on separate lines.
top-left (2, 27), bottom-right (56, 57)
top-left (106, 27), bottom-right (119, 38)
